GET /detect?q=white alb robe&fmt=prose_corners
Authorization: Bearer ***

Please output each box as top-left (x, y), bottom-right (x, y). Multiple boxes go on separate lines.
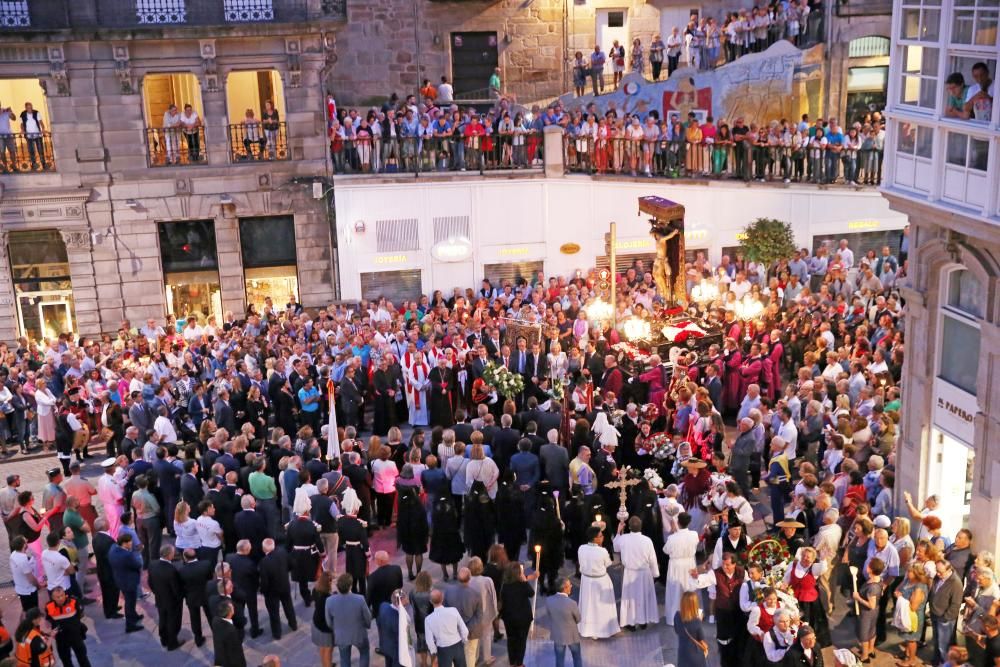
top-left (662, 528), bottom-right (700, 625)
top-left (97, 472), bottom-right (125, 538)
top-left (403, 353), bottom-right (430, 426)
top-left (613, 531), bottom-right (660, 626)
top-left (577, 543), bottom-right (620, 639)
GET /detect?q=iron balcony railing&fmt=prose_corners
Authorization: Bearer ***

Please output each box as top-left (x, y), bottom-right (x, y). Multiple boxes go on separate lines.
top-left (0, 132), bottom-right (56, 173)
top-left (0, 0), bottom-right (345, 31)
top-left (145, 126), bottom-right (208, 167)
top-left (227, 121), bottom-right (289, 162)
top-left (562, 135), bottom-right (884, 186)
top-left (329, 133), bottom-right (545, 175)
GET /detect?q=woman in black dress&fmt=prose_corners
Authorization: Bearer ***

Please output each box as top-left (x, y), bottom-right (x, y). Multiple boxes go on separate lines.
top-left (311, 571), bottom-right (335, 667)
top-left (395, 484), bottom-right (428, 580)
top-left (286, 491), bottom-right (324, 604)
top-left (499, 562), bottom-right (536, 667)
top-left (245, 384), bottom-right (267, 442)
top-left (429, 494), bottom-right (463, 581)
top-left (529, 492), bottom-right (564, 594)
top-left (485, 545), bottom-right (509, 640)
top-left (463, 480), bottom-right (496, 562)
top-left (410, 571), bottom-right (434, 667)
top-left (494, 472), bottom-right (526, 562)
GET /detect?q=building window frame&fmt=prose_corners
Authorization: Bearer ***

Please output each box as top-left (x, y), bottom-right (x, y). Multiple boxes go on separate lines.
top-left (950, 0), bottom-right (999, 47)
top-left (936, 266), bottom-right (983, 396)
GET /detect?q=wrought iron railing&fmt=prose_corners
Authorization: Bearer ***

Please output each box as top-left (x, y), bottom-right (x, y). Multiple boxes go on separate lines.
top-left (0, 132), bottom-right (56, 173)
top-left (145, 126), bottom-right (208, 167)
top-left (562, 135), bottom-right (884, 186)
top-left (329, 133), bottom-right (545, 175)
top-left (227, 121), bottom-right (288, 162)
top-left (0, 0), bottom-right (345, 30)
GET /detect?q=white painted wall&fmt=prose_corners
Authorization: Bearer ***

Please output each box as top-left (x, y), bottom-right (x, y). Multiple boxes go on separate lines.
top-left (334, 176), bottom-right (909, 300)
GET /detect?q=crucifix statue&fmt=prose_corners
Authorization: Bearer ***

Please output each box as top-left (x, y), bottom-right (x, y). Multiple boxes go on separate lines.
top-left (638, 196), bottom-right (687, 309)
top-left (605, 466), bottom-right (642, 522)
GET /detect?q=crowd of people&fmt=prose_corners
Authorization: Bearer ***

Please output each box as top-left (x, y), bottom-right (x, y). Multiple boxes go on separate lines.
top-left (0, 226), bottom-right (994, 667)
top-left (574, 0), bottom-right (823, 95)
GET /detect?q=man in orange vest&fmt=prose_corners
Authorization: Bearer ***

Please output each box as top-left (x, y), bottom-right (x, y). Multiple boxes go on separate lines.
top-left (44, 586), bottom-right (91, 667)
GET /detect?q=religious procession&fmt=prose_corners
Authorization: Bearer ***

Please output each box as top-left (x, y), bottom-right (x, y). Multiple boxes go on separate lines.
top-left (0, 198), bottom-right (980, 667)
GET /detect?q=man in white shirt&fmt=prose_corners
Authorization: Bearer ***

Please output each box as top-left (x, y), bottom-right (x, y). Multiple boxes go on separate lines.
top-left (424, 588), bottom-right (468, 665)
top-left (730, 271), bottom-right (752, 300)
top-left (183, 317), bottom-right (204, 343)
top-left (194, 501), bottom-right (223, 563)
top-left (162, 104), bottom-right (182, 164)
top-left (437, 76), bottom-right (454, 104)
top-left (9, 535), bottom-right (41, 610)
top-left (777, 408), bottom-right (798, 460)
top-left (837, 239), bottom-right (854, 269)
top-left (153, 406), bottom-right (179, 445)
top-left (42, 531), bottom-right (75, 593)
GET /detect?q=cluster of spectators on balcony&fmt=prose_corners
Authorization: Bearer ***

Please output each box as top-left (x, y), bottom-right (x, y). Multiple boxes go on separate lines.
top-left (943, 62), bottom-right (995, 123)
top-left (0, 101), bottom-right (52, 173)
top-left (327, 86), bottom-right (544, 174)
top-left (155, 99), bottom-right (281, 165)
top-left (562, 108), bottom-right (886, 186)
top-left (572, 0), bottom-right (823, 97)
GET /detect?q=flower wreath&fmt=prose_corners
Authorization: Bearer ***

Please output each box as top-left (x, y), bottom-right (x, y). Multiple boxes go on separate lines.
top-left (645, 432), bottom-right (675, 460)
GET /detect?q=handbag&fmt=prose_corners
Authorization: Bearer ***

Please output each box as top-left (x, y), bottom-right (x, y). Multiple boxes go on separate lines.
top-left (684, 625), bottom-right (709, 658)
top-left (892, 595), bottom-right (913, 632)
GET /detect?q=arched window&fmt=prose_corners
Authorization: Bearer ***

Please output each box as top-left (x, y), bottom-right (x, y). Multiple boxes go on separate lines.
top-left (938, 267), bottom-right (983, 395)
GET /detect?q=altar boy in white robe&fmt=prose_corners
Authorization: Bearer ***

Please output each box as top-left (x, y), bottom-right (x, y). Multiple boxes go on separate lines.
top-left (577, 526), bottom-right (621, 639)
top-left (403, 344), bottom-right (430, 426)
top-left (662, 510), bottom-right (700, 626)
top-left (613, 516), bottom-right (660, 630)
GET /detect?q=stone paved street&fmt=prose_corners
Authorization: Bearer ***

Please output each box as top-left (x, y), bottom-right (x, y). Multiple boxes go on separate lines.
top-left (0, 451), bottom-right (917, 666)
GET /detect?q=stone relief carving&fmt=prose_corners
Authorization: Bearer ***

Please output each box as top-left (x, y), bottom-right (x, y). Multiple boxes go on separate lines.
top-left (200, 40), bottom-right (219, 92)
top-left (60, 230), bottom-right (92, 251)
top-left (113, 45), bottom-right (135, 95)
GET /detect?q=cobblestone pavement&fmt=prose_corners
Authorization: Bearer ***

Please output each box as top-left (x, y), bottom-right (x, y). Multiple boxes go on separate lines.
top-left (0, 449), bottom-right (924, 666)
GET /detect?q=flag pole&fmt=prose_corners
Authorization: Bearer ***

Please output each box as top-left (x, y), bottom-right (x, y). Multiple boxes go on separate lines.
top-left (326, 378), bottom-right (341, 461)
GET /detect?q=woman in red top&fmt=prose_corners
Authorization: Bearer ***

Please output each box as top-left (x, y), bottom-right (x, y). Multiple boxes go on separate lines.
top-left (783, 546), bottom-right (832, 646)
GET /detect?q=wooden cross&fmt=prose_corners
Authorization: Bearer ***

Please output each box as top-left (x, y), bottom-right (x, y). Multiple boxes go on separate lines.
top-left (605, 466), bottom-right (642, 517)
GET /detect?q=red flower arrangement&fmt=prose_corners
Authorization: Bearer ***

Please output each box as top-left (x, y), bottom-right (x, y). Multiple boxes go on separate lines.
top-left (639, 402), bottom-right (660, 422)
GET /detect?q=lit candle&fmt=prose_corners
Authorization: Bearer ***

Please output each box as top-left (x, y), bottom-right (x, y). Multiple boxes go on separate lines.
top-left (595, 514), bottom-right (602, 523)
top-left (534, 544), bottom-right (541, 553)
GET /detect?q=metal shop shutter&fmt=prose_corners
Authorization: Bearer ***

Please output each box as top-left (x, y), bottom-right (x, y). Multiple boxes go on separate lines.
top-left (595, 253), bottom-right (657, 275)
top-left (360, 270), bottom-right (423, 305)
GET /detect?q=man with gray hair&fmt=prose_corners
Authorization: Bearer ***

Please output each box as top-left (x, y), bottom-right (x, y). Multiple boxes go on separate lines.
top-left (540, 428), bottom-right (570, 494)
top-left (730, 417), bottom-right (756, 495)
top-left (813, 507), bottom-right (841, 614)
top-left (444, 567), bottom-right (482, 667)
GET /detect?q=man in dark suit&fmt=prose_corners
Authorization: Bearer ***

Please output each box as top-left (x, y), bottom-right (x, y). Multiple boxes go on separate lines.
top-left (92, 518), bottom-right (122, 619)
top-left (128, 392), bottom-right (153, 446)
top-left (120, 426), bottom-right (140, 461)
top-left (181, 460), bottom-right (205, 511)
top-left (537, 402), bottom-right (562, 436)
top-left (338, 367), bottom-right (364, 429)
top-left (325, 574), bottom-right (373, 667)
top-left (225, 540), bottom-right (263, 638)
top-left (178, 548), bottom-right (214, 647)
top-left (785, 625), bottom-right (824, 667)
top-left (213, 389), bottom-right (237, 434)
top-left (539, 432), bottom-right (570, 494)
top-left (148, 544), bottom-right (185, 650)
top-left (201, 440), bottom-right (222, 481)
top-left (108, 533), bottom-right (144, 632)
top-left (187, 383), bottom-right (211, 432)
top-left (584, 341), bottom-right (605, 380)
top-left (343, 452), bottom-right (374, 524)
top-left (153, 446), bottom-right (182, 526)
top-left (211, 600), bottom-right (247, 667)
top-left (483, 328), bottom-right (502, 360)
top-left (451, 410), bottom-right (474, 444)
top-left (367, 551), bottom-right (404, 650)
top-left (258, 538), bottom-right (297, 639)
top-left (491, 414), bottom-right (521, 475)
top-left (234, 493), bottom-right (269, 560)
top-left (523, 421), bottom-right (547, 455)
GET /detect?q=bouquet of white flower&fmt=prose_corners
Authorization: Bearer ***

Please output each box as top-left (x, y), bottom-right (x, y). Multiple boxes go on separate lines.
top-left (643, 468), bottom-right (664, 490)
top-left (481, 361), bottom-right (524, 400)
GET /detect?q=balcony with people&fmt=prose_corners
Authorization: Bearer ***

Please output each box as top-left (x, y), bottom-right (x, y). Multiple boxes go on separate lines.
top-left (225, 69), bottom-right (289, 162)
top-left (0, 80), bottom-right (55, 174)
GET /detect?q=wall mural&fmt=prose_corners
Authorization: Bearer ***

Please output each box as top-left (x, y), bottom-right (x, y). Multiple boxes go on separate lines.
top-left (556, 40), bottom-right (824, 126)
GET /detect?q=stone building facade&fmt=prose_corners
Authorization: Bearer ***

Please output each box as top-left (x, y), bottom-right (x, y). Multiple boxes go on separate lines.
top-left (0, 0), bottom-right (341, 342)
top-left (881, 0), bottom-right (1000, 553)
top-left (331, 0), bottom-right (891, 116)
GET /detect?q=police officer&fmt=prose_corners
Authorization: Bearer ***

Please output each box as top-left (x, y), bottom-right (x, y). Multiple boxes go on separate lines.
top-left (44, 586), bottom-right (91, 667)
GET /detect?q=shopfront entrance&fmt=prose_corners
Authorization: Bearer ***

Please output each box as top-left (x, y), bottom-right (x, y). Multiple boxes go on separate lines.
top-left (927, 427), bottom-right (974, 539)
top-left (8, 230), bottom-right (77, 341)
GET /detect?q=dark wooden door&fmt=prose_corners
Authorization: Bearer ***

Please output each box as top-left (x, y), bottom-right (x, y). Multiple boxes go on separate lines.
top-left (451, 31), bottom-right (499, 98)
